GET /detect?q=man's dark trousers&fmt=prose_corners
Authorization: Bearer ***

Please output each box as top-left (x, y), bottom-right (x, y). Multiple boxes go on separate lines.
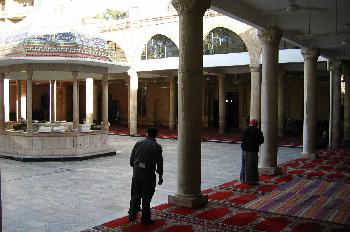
top-left (129, 167), bottom-right (156, 222)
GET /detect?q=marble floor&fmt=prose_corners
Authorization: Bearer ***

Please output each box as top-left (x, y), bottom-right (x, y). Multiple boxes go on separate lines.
top-left (0, 135), bottom-right (301, 232)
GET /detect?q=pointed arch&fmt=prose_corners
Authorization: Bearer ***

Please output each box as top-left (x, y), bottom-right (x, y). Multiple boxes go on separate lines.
top-left (203, 27), bottom-right (247, 55)
top-left (107, 40), bottom-right (128, 62)
top-left (141, 34), bottom-right (179, 60)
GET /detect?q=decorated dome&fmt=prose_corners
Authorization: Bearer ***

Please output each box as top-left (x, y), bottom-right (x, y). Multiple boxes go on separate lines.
top-left (0, 30), bottom-right (115, 62)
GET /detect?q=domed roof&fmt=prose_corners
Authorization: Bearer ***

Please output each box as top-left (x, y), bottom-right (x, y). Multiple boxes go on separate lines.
top-left (0, 0), bottom-right (119, 63)
top-left (0, 30), bottom-right (114, 62)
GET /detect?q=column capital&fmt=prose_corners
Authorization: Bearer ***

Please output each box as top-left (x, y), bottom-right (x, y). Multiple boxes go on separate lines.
top-left (26, 70), bottom-right (33, 79)
top-left (328, 60), bottom-right (342, 71)
top-left (72, 71), bottom-right (78, 79)
top-left (249, 64), bottom-right (261, 72)
top-left (302, 48), bottom-right (319, 61)
top-left (171, 0), bottom-right (210, 16)
top-left (257, 27), bottom-right (282, 46)
top-left (217, 74), bottom-right (225, 80)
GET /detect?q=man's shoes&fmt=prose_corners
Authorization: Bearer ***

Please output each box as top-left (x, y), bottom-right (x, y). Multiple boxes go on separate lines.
top-left (141, 219), bottom-right (156, 225)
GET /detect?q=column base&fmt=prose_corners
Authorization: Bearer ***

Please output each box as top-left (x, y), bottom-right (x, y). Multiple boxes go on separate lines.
top-left (301, 152), bottom-right (318, 159)
top-left (168, 194), bottom-right (208, 208)
top-left (258, 166), bottom-right (281, 175)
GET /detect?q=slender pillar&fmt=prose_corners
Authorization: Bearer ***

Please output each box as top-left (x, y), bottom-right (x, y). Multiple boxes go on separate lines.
top-left (49, 80), bottom-right (56, 122)
top-left (278, 71), bottom-right (286, 137)
top-left (302, 48), bottom-right (319, 158)
top-left (72, 71), bottom-right (79, 133)
top-left (257, 28), bottom-right (282, 175)
top-left (17, 80), bottom-right (22, 121)
top-left (128, 70), bottom-right (138, 135)
top-left (202, 80), bottom-right (208, 127)
top-left (93, 79), bottom-right (98, 123)
top-left (169, 76), bottom-right (176, 130)
top-left (329, 61), bottom-right (342, 147)
top-left (26, 71), bottom-right (33, 134)
top-left (249, 65), bottom-right (261, 123)
top-left (168, 0), bottom-right (210, 208)
top-left (21, 81), bottom-right (26, 120)
top-left (343, 63), bottom-right (350, 141)
top-left (4, 78), bottom-right (9, 122)
top-left (218, 74), bottom-right (226, 133)
top-left (102, 74), bottom-right (109, 131)
top-left (0, 73), bottom-right (5, 131)
top-left (85, 78), bottom-right (94, 125)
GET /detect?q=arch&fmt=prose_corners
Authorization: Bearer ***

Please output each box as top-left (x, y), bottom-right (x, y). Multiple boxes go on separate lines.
top-left (107, 40), bottom-right (128, 62)
top-left (140, 34), bottom-right (179, 60)
top-left (203, 27), bottom-right (247, 55)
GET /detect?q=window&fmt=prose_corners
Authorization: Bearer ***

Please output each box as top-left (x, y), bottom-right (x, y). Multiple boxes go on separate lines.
top-left (141, 34), bottom-right (178, 60)
top-left (204, 27), bottom-right (247, 55)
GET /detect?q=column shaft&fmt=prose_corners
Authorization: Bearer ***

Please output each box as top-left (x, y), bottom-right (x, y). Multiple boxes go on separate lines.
top-left (169, 76), bottom-right (176, 130)
top-left (4, 79), bottom-right (9, 122)
top-left (330, 61), bottom-right (342, 147)
top-left (17, 80), bottom-right (21, 121)
top-left (128, 70), bottom-right (138, 135)
top-left (0, 73), bottom-right (5, 131)
top-left (218, 74), bottom-right (226, 134)
top-left (258, 28), bottom-right (282, 175)
top-left (250, 66), bottom-right (261, 122)
top-left (102, 74), bottom-right (109, 131)
top-left (344, 64), bottom-right (350, 141)
top-left (168, 0), bottom-right (210, 208)
top-left (86, 78), bottom-right (94, 125)
top-left (50, 80), bottom-right (56, 121)
top-left (302, 48), bottom-right (319, 158)
top-left (26, 71), bottom-right (33, 134)
top-left (278, 71), bottom-right (285, 137)
top-left (72, 72), bottom-right (79, 132)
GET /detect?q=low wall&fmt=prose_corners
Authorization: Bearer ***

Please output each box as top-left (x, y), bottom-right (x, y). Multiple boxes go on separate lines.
top-left (0, 130), bottom-right (115, 161)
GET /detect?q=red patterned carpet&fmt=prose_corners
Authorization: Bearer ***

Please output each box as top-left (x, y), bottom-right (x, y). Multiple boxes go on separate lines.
top-left (109, 125), bottom-right (303, 147)
top-left (83, 148), bottom-right (350, 232)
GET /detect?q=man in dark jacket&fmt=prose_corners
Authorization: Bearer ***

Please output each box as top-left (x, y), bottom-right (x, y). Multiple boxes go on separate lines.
top-left (128, 127), bottom-right (163, 225)
top-left (240, 119), bottom-right (264, 184)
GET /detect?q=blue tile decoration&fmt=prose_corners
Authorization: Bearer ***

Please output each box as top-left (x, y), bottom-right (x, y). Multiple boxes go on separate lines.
top-left (0, 31), bottom-right (115, 62)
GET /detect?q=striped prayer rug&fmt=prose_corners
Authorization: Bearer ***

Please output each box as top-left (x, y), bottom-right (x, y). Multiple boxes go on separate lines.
top-left (245, 177), bottom-right (350, 225)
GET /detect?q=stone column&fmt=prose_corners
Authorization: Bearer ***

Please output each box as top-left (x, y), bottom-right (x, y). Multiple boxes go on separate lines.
top-left (168, 0), bottom-right (210, 208)
top-left (50, 80), bottom-right (56, 121)
top-left (26, 71), bottom-right (33, 134)
top-left (17, 80), bottom-right (21, 121)
top-left (202, 80), bottom-right (208, 127)
top-left (0, 73), bottom-right (5, 131)
top-left (93, 79), bottom-right (98, 123)
top-left (85, 78), bottom-right (94, 125)
top-left (102, 74), bottom-right (109, 131)
top-left (72, 71), bottom-right (79, 133)
top-left (21, 81), bottom-right (26, 119)
top-left (329, 61), bottom-right (342, 147)
top-left (128, 70), bottom-right (138, 135)
top-left (278, 71), bottom-right (286, 137)
top-left (249, 65), bottom-right (261, 123)
top-left (218, 74), bottom-right (226, 133)
top-left (4, 78), bottom-right (9, 122)
top-left (302, 48), bottom-right (319, 158)
top-left (257, 28), bottom-right (282, 175)
top-left (343, 63), bottom-right (350, 141)
top-left (169, 76), bottom-right (176, 130)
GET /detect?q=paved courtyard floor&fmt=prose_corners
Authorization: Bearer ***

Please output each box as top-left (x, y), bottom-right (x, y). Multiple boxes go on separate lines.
top-left (0, 135), bottom-right (301, 232)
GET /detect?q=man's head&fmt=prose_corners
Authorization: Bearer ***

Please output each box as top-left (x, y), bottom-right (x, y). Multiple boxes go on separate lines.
top-left (147, 127), bottom-right (158, 138)
top-left (249, 119), bottom-right (258, 127)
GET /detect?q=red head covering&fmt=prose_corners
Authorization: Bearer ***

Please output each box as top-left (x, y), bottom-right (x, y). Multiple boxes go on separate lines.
top-left (249, 119), bottom-right (258, 127)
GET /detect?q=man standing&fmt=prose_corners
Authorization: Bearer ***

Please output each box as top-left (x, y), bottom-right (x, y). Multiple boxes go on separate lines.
top-left (128, 127), bottom-right (163, 225)
top-left (240, 119), bottom-right (264, 184)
